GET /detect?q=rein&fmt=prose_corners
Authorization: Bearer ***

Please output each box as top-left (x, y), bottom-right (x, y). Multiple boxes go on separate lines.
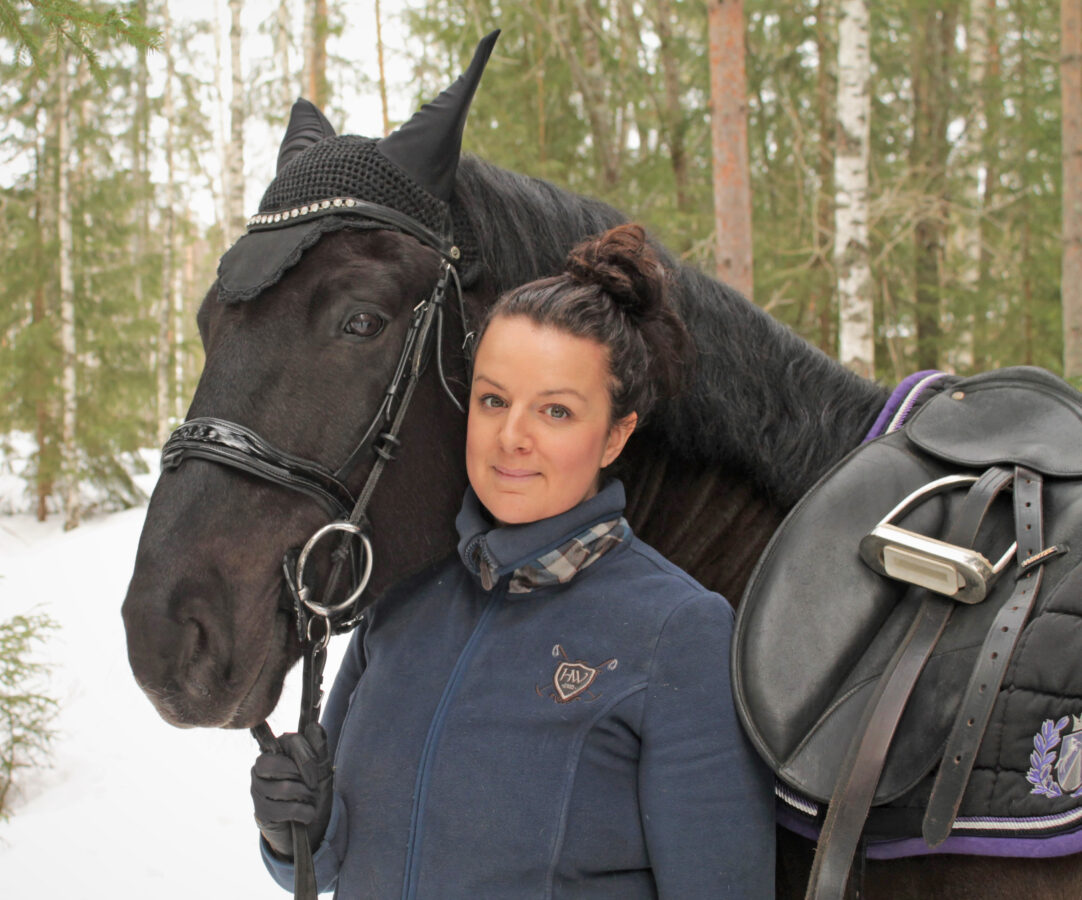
top-left (160, 207), bottom-right (471, 899)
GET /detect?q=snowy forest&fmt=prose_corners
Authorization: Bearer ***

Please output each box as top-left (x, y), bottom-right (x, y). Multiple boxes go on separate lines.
top-left (0, 0), bottom-right (1079, 529)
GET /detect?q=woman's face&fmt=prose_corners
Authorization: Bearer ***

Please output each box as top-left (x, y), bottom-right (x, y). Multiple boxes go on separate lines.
top-left (466, 315), bottom-right (637, 525)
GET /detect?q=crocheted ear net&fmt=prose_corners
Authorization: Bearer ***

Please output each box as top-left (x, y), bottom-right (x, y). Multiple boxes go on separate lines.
top-left (258, 136), bottom-right (451, 237)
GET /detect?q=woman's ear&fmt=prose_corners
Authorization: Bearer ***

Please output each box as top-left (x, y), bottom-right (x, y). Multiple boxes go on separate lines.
top-left (601, 411), bottom-right (638, 468)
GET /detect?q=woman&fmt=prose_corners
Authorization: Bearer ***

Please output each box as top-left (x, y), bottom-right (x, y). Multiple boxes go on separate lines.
top-left (251, 224), bottom-right (776, 897)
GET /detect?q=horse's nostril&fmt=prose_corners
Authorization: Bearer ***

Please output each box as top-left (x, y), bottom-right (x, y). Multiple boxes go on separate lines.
top-left (183, 615), bottom-right (223, 695)
top-left (179, 615), bottom-right (206, 665)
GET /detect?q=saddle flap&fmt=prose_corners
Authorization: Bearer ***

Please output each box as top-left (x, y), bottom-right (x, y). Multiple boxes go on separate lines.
top-left (906, 367), bottom-right (1082, 477)
top-left (733, 431), bottom-right (1018, 805)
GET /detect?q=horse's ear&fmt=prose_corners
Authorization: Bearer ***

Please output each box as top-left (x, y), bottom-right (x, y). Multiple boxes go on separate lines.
top-left (277, 99), bottom-right (337, 173)
top-left (378, 29), bottom-right (499, 202)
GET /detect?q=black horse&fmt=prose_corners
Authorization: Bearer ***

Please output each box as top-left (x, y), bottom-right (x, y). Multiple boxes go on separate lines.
top-left (121, 41), bottom-right (1082, 900)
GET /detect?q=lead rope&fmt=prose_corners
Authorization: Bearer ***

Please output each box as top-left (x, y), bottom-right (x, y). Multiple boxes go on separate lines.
top-left (249, 259), bottom-right (467, 899)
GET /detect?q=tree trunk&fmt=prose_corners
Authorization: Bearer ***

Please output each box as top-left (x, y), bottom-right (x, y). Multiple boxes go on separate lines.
top-left (911, 3), bottom-right (958, 372)
top-left (173, 237), bottom-right (185, 423)
top-left (1063, 0), bottom-right (1082, 377)
top-left (533, 15), bottom-right (547, 164)
top-left (57, 53), bottom-right (78, 531)
top-left (953, 0), bottom-right (990, 374)
top-left (653, 0), bottom-right (689, 212)
top-left (813, 0), bottom-right (836, 355)
top-left (375, 0), bottom-right (390, 136)
top-left (561, 0), bottom-right (622, 190)
top-left (227, 0), bottom-right (246, 238)
top-left (33, 273), bottom-right (50, 522)
top-left (303, 0), bottom-right (329, 107)
top-left (975, 0), bottom-right (1000, 370)
top-left (708, 0), bottom-right (754, 298)
top-left (33, 86), bottom-right (57, 522)
top-left (159, 5), bottom-right (177, 444)
top-left (834, 0), bottom-right (874, 377)
top-left (277, 0), bottom-right (293, 112)
top-left (177, 242), bottom-right (195, 421)
top-left (214, 1), bottom-right (229, 247)
top-left (132, 0), bottom-right (149, 353)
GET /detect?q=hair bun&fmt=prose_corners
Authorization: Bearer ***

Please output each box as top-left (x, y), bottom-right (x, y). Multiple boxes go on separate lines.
top-left (565, 223), bottom-right (663, 322)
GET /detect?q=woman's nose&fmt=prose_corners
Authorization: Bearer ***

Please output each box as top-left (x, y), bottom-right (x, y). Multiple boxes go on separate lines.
top-left (498, 407), bottom-right (531, 452)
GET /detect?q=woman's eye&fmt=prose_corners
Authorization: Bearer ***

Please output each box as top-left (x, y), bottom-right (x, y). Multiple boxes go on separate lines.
top-left (546, 405), bottom-right (571, 420)
top-left (345, 312), bottom-right (384, 338)
top-left (479, 394), bottom-right (505, 409)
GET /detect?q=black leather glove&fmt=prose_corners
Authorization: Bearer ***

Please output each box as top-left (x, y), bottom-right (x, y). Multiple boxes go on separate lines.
top-left (251, 722), bottom-right (334, 860)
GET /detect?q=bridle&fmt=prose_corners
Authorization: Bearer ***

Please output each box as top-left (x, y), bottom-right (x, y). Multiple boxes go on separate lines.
top-left (159, 202), bottom-right (472, 899)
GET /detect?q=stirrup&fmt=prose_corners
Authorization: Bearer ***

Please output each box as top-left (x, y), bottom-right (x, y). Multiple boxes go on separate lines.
top-left (859, 474), bottom-right (1016, 604)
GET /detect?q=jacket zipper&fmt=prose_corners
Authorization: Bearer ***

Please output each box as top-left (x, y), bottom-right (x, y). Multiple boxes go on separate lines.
top-left (401, 586), bottom-right (503, 900)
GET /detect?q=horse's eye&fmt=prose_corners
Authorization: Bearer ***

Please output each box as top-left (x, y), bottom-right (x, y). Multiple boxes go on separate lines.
top-left (345, 312), bottom-right (385, 338)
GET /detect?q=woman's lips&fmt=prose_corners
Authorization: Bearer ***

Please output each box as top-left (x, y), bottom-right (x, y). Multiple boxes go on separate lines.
top-left (493, 465), bottom-right (538, 479)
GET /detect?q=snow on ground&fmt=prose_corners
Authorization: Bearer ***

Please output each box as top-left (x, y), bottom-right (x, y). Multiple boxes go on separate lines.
top-left (0, 451), bottom-right (346, 897)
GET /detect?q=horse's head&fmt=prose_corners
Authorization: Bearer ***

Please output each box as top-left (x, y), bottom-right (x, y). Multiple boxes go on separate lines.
top-left (122, 34), bottom-right (499, 729)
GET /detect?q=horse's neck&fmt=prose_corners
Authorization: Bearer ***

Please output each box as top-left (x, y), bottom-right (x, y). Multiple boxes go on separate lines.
top-left (621, 439), bottom-right (787, 604)
top-left (623, 292), bottom-right (888, 603)
top-left (663, 268), bottom-right (890, 510)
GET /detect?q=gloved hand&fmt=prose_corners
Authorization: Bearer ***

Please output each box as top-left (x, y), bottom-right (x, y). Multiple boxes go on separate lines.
top-left (251, 722), bottom-right (334, 860)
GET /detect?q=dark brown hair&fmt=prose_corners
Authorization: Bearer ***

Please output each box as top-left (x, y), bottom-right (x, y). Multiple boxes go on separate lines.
top-left (478, 224), bottom-right (692, 424)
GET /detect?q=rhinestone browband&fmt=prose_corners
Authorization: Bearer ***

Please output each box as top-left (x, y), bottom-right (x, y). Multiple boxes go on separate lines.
top-left (247, 196), bottom-right (369, 227)
top-left (246, 196), bottom-right (459, 261)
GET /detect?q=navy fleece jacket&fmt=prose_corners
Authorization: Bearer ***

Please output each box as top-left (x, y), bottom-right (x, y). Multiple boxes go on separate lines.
top-left (261, 480), bottom-right (775, 897)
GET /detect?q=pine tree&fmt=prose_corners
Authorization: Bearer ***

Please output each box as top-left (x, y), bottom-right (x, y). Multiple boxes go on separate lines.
top-left (709, 0), bottom-right (754, 297)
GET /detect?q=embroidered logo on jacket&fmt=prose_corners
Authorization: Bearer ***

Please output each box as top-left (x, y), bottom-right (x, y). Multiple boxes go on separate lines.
top-left (536, 644), bottom-right (617, 703)
top-left (1026, 714), bottom-right (1082, 798)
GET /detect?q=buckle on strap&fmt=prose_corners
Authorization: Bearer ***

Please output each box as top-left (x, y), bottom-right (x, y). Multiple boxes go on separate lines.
top-left (859, 474), bottom-right (1017, 604)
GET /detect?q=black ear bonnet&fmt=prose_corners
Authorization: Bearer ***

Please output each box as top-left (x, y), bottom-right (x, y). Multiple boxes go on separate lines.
top-left (216, 30), bottom-right (498, 304)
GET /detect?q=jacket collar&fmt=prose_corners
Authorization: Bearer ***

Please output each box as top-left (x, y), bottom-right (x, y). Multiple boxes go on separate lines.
top-left (456, 480), bottom-right (627, 588)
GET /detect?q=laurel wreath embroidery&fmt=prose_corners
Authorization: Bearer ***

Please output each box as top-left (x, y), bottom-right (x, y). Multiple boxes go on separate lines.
top-left (1027, 716), bottom-right (1070, 798)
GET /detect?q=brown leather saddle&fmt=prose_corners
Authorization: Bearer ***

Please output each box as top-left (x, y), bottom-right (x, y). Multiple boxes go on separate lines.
top-left (733, 366), bottom-right (1082, 898)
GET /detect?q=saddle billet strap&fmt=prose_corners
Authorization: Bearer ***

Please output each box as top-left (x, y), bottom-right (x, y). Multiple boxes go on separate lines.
top-left (922, 467), bottom-right (1045, 845)
top-left (805, 466), bottom-right (1015, 900)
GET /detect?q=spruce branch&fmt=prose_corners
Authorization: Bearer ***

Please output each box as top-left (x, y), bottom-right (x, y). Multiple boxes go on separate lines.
top-left (0, 0), bottom-right (160, 87)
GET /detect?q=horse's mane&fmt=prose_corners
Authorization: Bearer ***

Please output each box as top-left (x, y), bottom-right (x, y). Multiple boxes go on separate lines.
top-left (452, 155), bottom-right (889, 509)
top-left (452, 155), bottom-right (628, 294)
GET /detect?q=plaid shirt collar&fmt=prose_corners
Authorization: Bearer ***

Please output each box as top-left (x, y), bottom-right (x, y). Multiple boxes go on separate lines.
top-left (504, 517), bottom-right (629, 593)
top-left (456, 480), bottom-right (629, 592)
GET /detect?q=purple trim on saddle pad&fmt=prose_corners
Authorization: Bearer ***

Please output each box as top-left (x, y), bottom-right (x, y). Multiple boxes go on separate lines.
top-left (776, 792), bottom-right (1082, 860)
top-left (862, 370), bottom-right (947, 443)
top-left (863, 828), bottom-right (1082, 861)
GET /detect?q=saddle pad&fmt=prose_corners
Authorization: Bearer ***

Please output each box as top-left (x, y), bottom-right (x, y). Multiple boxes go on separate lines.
top-left (733, 366), bottom-right (1082, 841)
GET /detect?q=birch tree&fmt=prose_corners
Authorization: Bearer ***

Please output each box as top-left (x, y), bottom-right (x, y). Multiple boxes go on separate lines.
top-left (276, 0), bottom-right (294, 112)
top-left (375, 0), bottom-right (390, 136)
top-left (158, 4), bottom-right (177, 444)
top-left (1064, 0), bottom-right (1082, 378)
top-left (834, 0), bottom-right (873, 377)
top-left (57, 51), bottom-right (78, 530)
top-left (708, 0), bottom-right (754, 297)
top-left (131, 0), bottom-right (149, 338)
top-left (226, 0), bottom-right (245, 237)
